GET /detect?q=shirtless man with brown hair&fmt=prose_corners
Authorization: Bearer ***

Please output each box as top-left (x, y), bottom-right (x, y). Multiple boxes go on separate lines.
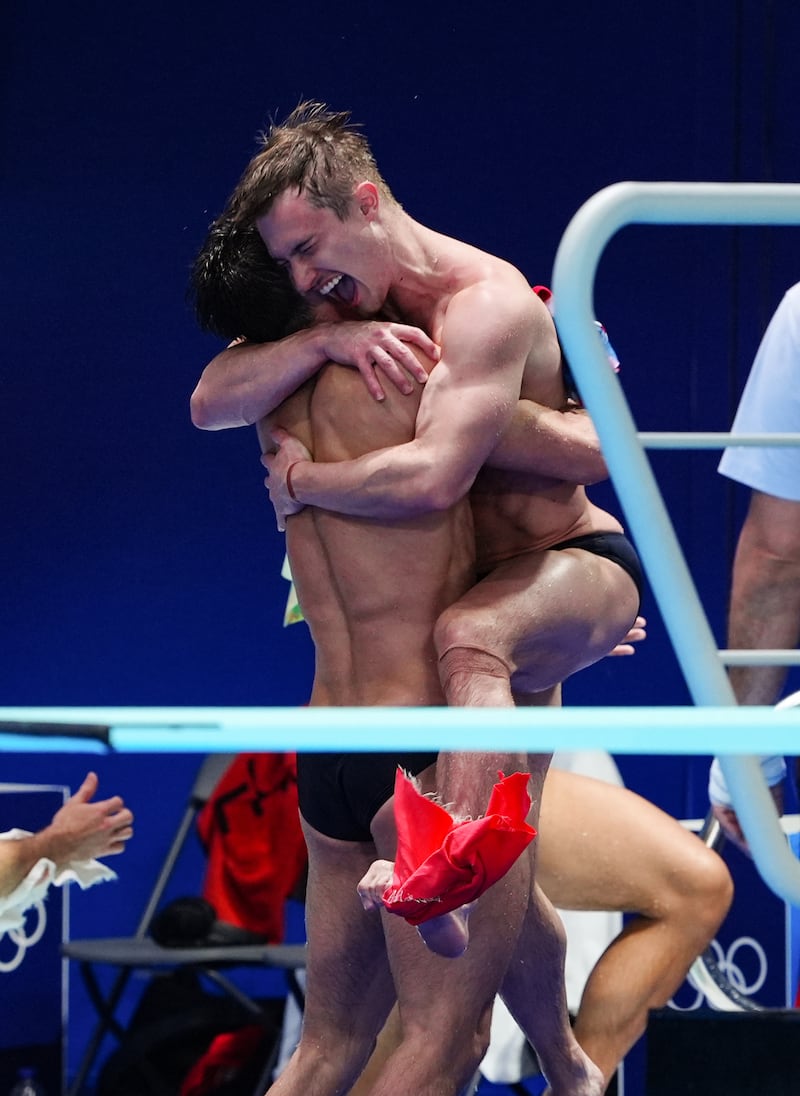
top-left (190, 104), bottom-right (731, 1091)
top-left (195, 97), bottom-right (640, 873)
top-left (195, 97), bottom-right (641, 999)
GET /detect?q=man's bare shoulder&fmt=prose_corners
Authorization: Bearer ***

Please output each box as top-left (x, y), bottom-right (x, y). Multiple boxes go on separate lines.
top-left (444, 257), bottom-right (562, 398)
top-left (443, 261), bottom-right (540, 349)
top-left (429, 226), bottom-right (529, 293)
top-left (446, 233), bottom-right (538, 307)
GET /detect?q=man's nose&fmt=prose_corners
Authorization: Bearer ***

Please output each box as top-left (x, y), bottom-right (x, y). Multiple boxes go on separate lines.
top-left (291, 259), bottom-right (315, 294)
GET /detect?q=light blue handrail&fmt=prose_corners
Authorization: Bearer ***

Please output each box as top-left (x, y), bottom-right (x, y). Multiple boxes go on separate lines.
top-left (551, 181), bottom-right (800, 907)
top-left (0, 704), bottom-right (798, 754)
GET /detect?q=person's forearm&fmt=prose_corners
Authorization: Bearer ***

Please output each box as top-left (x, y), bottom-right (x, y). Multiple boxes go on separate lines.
top-left (286, 438), bottom-right (475, 519)
top-left (727, 544), bottom-right (800, 705)
top-left (190, 325), bottom-right (338, 430)
top-left (0, 832), bottom-right (51, 897)
top-left (486, 402), bottom-right (607, 483)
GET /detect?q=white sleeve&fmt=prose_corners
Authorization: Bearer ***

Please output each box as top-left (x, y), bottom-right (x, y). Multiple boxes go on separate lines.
top-left (708, 755), bottom-right (787, 807)
top-left (0, 829), bottom-right (117, 934)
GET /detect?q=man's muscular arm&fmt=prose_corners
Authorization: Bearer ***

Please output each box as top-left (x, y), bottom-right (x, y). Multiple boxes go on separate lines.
top-left (487, 401), bottom-right (608, 484)
top-left (264, 279), bottom-right (537, 522)
top-left (727, 490), bottom-right (800, 705)
top-left (190, 320), bottom-right (437, 430)
top-left (708, 490), bottom-right (800, 854)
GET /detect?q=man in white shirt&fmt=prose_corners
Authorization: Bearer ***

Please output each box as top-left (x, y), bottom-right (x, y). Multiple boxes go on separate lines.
top-left (711, 282), bottom-right (800, 849)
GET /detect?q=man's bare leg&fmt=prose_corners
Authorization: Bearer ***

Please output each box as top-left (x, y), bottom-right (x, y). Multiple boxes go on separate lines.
top-left (378, 863), bottom-right (529, 1096)
top-left (502, 877), bottom-right (603, 1096)
top-left (492, 687), bottom-right (602, 1096)
top-left (421, 725), bottom-right (601, 1090)
top-left (269, 820), bottom-right (395, 1096)
top-left (537, 768), bottom-right (733, 1088)
top-left (357, 744), bottom-right (603, 1095)
top-left (431, 561), bottom-right (622, 1095)
top-left (348, 1005), bottom-right (403, 1096)
top-left (434, 547), bottom-right (640, 710)
top-left (364, 787), bottom-right (531, 1096)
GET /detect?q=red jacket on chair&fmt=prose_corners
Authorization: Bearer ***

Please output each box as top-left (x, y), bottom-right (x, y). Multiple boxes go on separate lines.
top-left (196, 752), bottom-right (307, 941)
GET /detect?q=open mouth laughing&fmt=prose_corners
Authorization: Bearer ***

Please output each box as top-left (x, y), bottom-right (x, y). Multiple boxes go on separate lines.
top-left (317, 273), bottom-right (355, 305)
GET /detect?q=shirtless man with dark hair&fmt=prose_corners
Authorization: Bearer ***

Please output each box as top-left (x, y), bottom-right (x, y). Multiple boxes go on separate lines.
top-left (251, 352), bottom-right (599, 1095)
top-left (190, 200), bottom-right (730, 1093)
top-left (190, 104), bottom-right (731, 1091)
top-left (191, 215), bottom-right (603, 1096)
top-left (194, 95), bottom-right (641, 1002)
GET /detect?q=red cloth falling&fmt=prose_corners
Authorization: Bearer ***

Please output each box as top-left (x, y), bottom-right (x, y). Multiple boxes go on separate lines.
top-left (382, 768), bottom-right (536, 926)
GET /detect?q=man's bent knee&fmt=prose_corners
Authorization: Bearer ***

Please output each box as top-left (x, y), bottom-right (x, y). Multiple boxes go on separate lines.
top-left (400, 1005), bottom-right (493, 1089)
top-left (434, 604), bottom-right (500, 657)
top-left (690, 846), bottom-right (734, 931)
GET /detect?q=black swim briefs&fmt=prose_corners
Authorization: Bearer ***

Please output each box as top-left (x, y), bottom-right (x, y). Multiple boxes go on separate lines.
top-left (548, 530), bottom-right (644, 608)
top-left (297, 750), bottom-right (438, 841)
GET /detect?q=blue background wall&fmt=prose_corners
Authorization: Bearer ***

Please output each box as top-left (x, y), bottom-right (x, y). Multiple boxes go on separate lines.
top-left (2, 0), bottom-right (799, 1086)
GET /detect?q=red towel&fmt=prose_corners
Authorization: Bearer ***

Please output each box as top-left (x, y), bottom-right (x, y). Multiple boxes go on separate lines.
top-left (382, 768), bottom-right (536, 925)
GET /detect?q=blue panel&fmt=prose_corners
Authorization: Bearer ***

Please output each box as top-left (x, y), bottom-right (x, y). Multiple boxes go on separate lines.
top-left (3, 3), bottom-right (799, 1091)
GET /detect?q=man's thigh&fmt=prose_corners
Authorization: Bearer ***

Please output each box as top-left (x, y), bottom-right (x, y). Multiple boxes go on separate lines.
top-left (537, 769), bottom-right (706, 915)
top-left (301, 820), bottom-right (395, 1040)
top-left (379, 850), bottom-right (530, 1039)
top-left (370, 763), bottom-right (528, 1046)
top-left (465, 549), bottom-right (640, 693)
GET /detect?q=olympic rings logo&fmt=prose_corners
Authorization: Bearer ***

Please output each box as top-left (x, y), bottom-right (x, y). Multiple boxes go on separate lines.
top-left (670, 935), bottom-right (768, 1011)
top-left (0, 901), bottom-right (47, 974)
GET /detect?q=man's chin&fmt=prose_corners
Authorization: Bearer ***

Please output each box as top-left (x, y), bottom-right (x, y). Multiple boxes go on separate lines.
top-left (336, 299), bottom-right (382, 321)
top-left (324, 299), bottom-right (361, 321)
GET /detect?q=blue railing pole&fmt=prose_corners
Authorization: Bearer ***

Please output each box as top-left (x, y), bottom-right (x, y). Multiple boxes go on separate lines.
top-left (552, 181), bottom-right (800, 906)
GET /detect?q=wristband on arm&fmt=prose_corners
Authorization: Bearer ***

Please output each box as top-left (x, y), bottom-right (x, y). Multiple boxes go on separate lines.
top-left (708, 755), bottom-right (787, 808)
top-left (285, 462), bottom-right (301, 502)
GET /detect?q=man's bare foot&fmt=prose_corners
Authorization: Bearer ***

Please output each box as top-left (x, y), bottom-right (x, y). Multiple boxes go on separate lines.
top-left (416, 902), bottom-right (473, 958)
top-left (541, 1047), bottom-right (605, 1096)
top-left (357, 858), bottom-right (474, 958)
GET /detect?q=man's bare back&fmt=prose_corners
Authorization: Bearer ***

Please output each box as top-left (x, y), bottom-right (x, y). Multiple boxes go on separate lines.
top-left (257, 354), bottom-right (474, 708)
top-left (189, 116), bottom-right (726, 1086)
top-left (256, 356), bottom-right (567, 1096)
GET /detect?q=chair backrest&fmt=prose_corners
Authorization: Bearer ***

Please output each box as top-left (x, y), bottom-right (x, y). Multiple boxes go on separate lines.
top-left (135, 754), bottom-right (236, 938)
top-left (190, 753), bottom-right (238, 806)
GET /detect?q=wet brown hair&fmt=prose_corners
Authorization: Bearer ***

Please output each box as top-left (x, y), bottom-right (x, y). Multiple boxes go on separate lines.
top-left (227, 100), bottom-right (397, 227)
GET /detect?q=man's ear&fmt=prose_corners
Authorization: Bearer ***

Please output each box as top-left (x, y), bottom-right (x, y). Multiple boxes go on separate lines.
top-left (354, 180), bottom-right (379, 218)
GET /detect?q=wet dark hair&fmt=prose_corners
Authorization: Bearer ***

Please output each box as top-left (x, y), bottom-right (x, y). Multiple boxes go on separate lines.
top-left (188, 215), bottom-right (311, 343)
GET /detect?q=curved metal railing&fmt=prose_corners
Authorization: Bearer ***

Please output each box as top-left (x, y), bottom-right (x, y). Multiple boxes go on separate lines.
top-left (551, 181), bottom-right (800, 907)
